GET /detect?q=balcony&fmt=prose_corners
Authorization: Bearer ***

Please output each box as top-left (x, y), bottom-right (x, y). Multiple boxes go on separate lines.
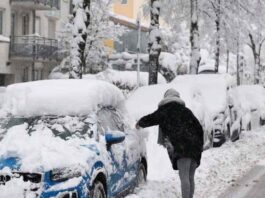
top-left (11, 0), bottom-right (60, 10)
top-left (10, 36), bottom-right (59, 62)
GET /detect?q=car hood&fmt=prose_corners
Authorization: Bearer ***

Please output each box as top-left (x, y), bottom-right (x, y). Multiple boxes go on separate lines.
top-left (0, 157), bottom-right (21, 170)
top-left (0, 124), bottom-right (107, 173)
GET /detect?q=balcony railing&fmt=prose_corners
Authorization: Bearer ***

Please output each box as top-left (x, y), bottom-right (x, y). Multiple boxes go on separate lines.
top-left (10, 36), bottom-right (59, 62)
top-left (11, 0), bottom-right (60, 10)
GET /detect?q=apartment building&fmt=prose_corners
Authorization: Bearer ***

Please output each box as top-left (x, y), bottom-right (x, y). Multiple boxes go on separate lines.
top-left (0, 0), bottom-right (150, 86)
top-left (0, 0), bottom-right (71, 86)
top-left (110, 0), bottom-right (149, 54)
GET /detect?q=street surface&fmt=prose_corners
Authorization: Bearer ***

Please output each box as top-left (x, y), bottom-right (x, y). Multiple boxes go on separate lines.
top-left (220, 165), bottom-right (265, 198)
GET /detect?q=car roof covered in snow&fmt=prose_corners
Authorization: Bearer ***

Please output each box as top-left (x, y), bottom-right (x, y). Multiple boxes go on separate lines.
top-left (173, 74), bottom-right (235, 115)
top-left (2, 80), bottom-right (125, 117)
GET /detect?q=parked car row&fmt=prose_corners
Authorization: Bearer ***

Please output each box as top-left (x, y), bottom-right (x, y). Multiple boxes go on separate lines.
top-left (127, 73), bottom-right (265, 149)
top-left (229, 85), bottom-right (265, 131)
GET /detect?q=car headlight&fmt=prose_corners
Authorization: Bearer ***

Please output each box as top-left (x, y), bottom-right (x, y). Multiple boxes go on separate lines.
top-left (51, 167), bottom-right (82, 182)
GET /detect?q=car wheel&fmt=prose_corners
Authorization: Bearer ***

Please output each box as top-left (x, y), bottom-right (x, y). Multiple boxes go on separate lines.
top-left (90, 181), bottom-right (106, 198)
top-left (136, 163), bottom-right (147, 186)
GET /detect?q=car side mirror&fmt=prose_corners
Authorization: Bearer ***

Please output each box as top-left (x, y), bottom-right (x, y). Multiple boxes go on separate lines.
top-left (105, 131), bottom-right (125, 150)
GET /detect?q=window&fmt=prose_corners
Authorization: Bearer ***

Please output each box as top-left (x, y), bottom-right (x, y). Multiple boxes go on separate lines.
top-left (0, 10), bottom-right (3, 35)
top-left (121, 0), bottom-right (128, 4)
top-left (22, 14), bottom-right (30, 35)
top-left (48, 19), bottom-right (56, 38)
top-left (11, 13), bottom-right (16, 37)
top-left (0, 74), bottom-right (5, 86)
top-left (35, 17), bottom-right (41, 35)
top-left (22, 67), bottom-right (29, 82)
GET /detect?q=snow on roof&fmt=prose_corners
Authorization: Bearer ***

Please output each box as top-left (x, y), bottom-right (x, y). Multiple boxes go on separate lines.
top-left (2, 80), bottom-right (125, 117)
top-left (173, 74), bottom-right (236, 115)
top-left (231, 85), bottom-right (265, 112)
top-left (0, 35), bottom-right (10, 43)
top-left (109, 12), bottom-right (149, 31)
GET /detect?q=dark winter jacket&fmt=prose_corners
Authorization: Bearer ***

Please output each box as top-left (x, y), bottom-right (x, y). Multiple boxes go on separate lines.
top-left (138, 101), bottom-right (204, 170)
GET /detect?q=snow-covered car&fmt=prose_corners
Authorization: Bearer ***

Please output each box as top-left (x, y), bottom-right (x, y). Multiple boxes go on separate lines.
top-left (0, 80), bottom-right (147, 198)
top-left (127, 74), bottom-right (236, 148)
top-left (230, 85), bottom-right (265, 132)
top-left (173, 74), bottom-right (236, 147)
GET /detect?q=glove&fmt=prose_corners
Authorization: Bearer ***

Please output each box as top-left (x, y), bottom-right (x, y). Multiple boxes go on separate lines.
top-left (135, 122), bottom-right (141, 130)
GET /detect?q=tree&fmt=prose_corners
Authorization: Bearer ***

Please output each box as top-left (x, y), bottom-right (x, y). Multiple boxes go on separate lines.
top-left (64, 0), bottom-right (125, 76)
top-left (235, 0), bottom-right (265, 84)
top-left (190, 0), bottom-right (201, 74)
top-left (70, 0), bottom-right (90, 79)
top-left (85, 0), bottom-right (125, 73)
top-left (148, 0), bottom-right (162, 85)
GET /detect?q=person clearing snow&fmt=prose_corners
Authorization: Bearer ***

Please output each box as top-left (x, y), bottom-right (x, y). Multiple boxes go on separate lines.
top-left (135, 88), bottom-right (204, 198)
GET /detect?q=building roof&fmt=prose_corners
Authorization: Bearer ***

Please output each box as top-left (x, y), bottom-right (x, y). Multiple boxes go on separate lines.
top-left (109, 13), bottom-right (149, 32)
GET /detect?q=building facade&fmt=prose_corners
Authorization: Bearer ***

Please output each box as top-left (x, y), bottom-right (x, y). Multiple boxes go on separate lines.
top-left (0, 0), bottom-right (71, 86)
top-left (111, 0), bottom-right (149, 54)
top-left (0, 0), bottom-right (150, 86)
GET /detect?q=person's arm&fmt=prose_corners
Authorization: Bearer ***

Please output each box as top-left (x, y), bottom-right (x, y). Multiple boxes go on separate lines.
top-left (137, 109), bottom-right (160, 128)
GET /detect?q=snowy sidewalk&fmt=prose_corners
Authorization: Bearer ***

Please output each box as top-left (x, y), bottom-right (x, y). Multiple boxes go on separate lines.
top-left (127, 127), bottom-right (265, 198)
top-left (220, 165), bottom-right (265, 198)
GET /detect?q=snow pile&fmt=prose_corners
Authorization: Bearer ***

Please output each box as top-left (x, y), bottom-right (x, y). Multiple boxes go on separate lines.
top-left (159, 53), bottom-right (178, 74)
top-left (0, 123), bottom-right (98, 172)
top-left (126, 128), bottom-right (265, 198)
top-left (2, 80), bottom-right (124, 116)
top-left (0, 176), bottom-right (36, 198)
top-left (84, 69), bottom-right (166, 92)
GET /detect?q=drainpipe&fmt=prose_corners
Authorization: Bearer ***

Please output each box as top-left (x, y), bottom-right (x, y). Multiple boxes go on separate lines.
top-left (32, 10), bottom-right (36, 81)
top-left (136, 14), bottom-right (141, 88)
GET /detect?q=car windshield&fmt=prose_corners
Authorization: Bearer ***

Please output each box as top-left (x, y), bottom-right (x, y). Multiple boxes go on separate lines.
top-left (0, 115), bottom-right (97, 141)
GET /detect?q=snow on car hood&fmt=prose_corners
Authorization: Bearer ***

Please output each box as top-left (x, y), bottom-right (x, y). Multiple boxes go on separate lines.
top-left (0, 123), bottom-right (110, 172)
top-left (1, 79), bottom-right (125, 117)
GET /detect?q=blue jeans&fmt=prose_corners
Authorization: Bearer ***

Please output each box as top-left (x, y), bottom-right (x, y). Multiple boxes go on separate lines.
top-left (177, 158), bottom-right (197, 198)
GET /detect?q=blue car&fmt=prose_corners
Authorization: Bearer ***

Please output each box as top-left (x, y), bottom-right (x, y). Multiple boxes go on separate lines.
top-left (0, 80), bottom-right (147, 198)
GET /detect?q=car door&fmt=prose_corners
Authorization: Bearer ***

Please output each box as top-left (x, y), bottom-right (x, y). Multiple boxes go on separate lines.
top-left (97, 107), bottom-right (128, 196)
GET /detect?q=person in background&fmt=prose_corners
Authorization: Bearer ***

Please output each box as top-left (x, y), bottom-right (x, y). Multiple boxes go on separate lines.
top-left (136, 88), bottom-right (204, 198)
